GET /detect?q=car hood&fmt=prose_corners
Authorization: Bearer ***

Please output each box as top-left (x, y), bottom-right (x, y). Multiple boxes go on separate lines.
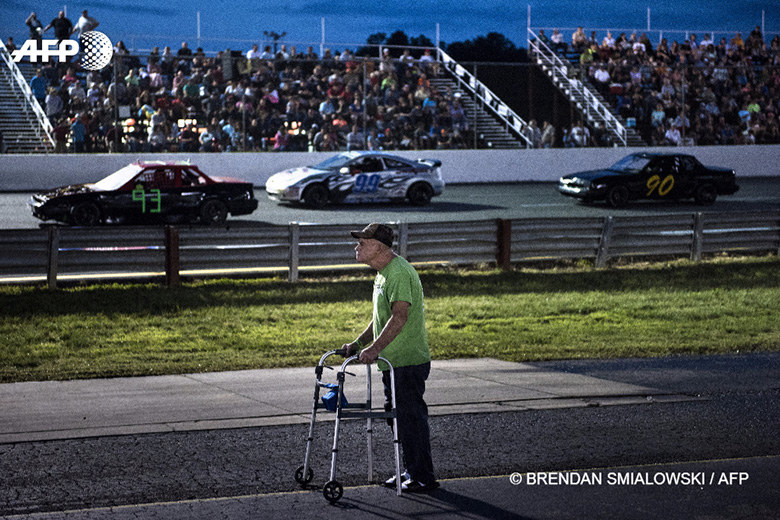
top-left (267, 167), bottom-right (327, 187)
top-left (561, 169), bottom-right (622, 182)
top-left (36, 183), bottom-right (96, 200)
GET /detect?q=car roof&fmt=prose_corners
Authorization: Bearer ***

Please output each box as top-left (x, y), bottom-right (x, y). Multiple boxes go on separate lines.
top-left (631, 152), bottom-right (695, 160)
top-left (342, 151), bottom-right (410, 162)
top-left (134, 160), bottom-right (195, 168)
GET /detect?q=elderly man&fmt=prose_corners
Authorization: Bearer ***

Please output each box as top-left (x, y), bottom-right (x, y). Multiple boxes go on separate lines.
top-left (343, 223), bottom-right (438, 493)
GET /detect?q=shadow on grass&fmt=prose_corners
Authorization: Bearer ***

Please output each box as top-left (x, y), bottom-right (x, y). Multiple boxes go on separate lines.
top-left (1, 256), bottom-right (778, 318)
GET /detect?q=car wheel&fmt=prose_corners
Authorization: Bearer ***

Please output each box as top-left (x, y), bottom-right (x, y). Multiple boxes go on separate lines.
top-left (407, 182), bottom-right (434, 206)
top-left (694, 183), bottom-right (717, 205)
top-left (302, 184), bottom-right (329, 209)
top-left (606, 185), bottom-right (630, 208)
top-left (70, 202), bottom-right (102, 226)
top-left (200, 199), bottom-right (228, 225)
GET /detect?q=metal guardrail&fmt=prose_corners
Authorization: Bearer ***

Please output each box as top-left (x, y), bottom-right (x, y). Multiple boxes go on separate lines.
top-left (1, 212), bottom-right (779, 288)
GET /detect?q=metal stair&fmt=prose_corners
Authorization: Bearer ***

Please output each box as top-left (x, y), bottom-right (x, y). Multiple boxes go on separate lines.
top-left (428, 77), bottom-right (526, 149)
top-left (436, 49), bottom-right (532, 149)
top-left (0, 43), bottom-right (54, 154)
top-left (575, 77), bottom-right (647, 147)
top-left (527, 29), bottom-right (646, 147)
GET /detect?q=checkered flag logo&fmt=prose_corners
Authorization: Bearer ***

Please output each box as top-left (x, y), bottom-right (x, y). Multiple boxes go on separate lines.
top-left (80, 31), bottom-right (113, 70)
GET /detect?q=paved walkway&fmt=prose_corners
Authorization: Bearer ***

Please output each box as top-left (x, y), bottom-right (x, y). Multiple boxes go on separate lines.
top-left (0, 357), bottom-right (697, 444)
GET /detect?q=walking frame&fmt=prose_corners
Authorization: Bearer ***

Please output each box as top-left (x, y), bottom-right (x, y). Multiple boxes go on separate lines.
top-left (294, 348), bottom-right (402, 503)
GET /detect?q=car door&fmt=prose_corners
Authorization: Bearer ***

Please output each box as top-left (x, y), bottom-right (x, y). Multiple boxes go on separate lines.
top-left (671, 156), bottom-right (699, 198)
top-left (346, 156), bottom-right (386, 201)
top-left (118, 167), bottom-right (176, 219)
top-left (641, 156), bottom-right (678, 200)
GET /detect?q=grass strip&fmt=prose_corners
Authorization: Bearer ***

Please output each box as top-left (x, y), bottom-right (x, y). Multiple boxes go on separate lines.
top-left (1, 255), bottom-right (779, 383)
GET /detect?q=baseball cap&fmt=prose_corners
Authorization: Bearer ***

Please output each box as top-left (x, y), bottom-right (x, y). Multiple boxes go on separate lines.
top-left (351, 223), bottom-right (394, 247)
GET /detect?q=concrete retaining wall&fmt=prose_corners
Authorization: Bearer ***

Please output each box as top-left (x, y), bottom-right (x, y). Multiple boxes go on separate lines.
top-left (1, 145), bottom-right (778, 191)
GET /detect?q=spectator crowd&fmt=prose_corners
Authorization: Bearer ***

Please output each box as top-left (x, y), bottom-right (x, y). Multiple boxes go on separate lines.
top-left (536, 24), bottom-right (780, 146)
top-left (6, 9), bottom-right (780, 153)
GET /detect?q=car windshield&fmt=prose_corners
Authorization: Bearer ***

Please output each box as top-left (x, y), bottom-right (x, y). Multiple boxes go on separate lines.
top-left (609, 155), bottom-right (652, 173)
top-left (311, 153), bottom-right (362, 170)
top-left (91, 164), bottom-right (144, 191)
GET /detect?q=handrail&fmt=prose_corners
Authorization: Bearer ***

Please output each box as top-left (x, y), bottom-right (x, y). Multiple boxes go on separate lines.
top-left (527, 29), bottom-right (628, 146)
top-left (0, 40), bottom-right (54, 149)
top-left (436, 48), bottom-right (533, 147)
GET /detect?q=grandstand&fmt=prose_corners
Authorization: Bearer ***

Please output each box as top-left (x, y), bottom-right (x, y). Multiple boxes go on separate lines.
top-left (1, 23), bottom-right (778, 154)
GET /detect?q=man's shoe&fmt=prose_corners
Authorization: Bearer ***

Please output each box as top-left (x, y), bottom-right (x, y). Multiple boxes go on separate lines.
top-left (401, 478), bottom-right (440, 493)
top-left (384, 471), bottom-right (410, 488)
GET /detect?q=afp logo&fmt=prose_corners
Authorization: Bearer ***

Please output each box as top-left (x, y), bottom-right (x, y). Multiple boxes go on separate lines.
top-left (12, 31), bottom-right (113, 71)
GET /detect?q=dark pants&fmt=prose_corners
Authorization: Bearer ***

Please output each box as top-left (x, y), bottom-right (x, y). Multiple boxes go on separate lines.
top-left (382, 361), bottom-right (435, 484)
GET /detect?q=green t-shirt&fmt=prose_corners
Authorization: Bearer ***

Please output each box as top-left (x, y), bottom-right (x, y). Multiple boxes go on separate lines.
top-left (372, 256), bottom-right (430, 370)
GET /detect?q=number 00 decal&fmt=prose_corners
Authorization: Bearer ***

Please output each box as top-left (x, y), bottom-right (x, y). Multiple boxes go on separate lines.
top-left (647, 174), bottom-right (675, 196)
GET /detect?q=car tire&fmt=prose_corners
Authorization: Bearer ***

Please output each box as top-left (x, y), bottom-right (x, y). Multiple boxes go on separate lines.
top-left (694, 183), bottom-right (717, 205)
top-left (407, 182), bottom-right (434, 206)
top-left (606, 185), bottom-right (630, 208)
top-left (302, 184), bottom-right (329, 209)
top-left (200, 199), bottom-right (228, 225)
top-left (70, 202), bottom-right (102, 226)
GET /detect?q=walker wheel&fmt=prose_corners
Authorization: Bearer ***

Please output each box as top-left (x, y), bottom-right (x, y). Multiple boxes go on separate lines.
top-left (294, 465), bottom-right (314, 485)
top-left (323, 480), bottom-right (343, 503)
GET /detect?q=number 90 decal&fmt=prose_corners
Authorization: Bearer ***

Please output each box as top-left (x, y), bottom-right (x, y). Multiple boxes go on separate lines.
top-left (647, 174), bottom-right (675, 196)
top-left (353, 173), bottom-right (381, 193)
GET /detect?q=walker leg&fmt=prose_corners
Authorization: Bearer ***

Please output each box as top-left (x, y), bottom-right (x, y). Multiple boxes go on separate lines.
top-left (366, 363), bottom-right (374, 483)
top-left (389, 367), bottom-right (402, 496)
top-left (295, 380), bottom-right (320, 485)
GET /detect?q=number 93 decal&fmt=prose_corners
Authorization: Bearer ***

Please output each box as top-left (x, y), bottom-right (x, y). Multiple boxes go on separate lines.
top-left (647, 174), bottom-right (674, 196)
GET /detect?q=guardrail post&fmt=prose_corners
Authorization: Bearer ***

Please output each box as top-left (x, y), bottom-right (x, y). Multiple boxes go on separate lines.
top-left (691, 212), bottom-right (704, 262)
top-left (595, 216), bottom-right (613, 268)
top-left (496, 219), bottom-right (512, 270)
top-left (289, 222), bottom-right (299, 283)
top-left (397, 221), bottom-right (408, 258)
top-left (47, 227), bottom-right (60, 290)
top-left (165, 226), bottom-right (180, 288)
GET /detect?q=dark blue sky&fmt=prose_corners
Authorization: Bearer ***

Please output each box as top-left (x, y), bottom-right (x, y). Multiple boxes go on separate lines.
top-left (2, 1), bottom-right (777, 54)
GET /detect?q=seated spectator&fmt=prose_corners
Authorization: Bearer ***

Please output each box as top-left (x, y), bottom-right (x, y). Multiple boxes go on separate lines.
top-left (572, 27), bottom-right (588, 53)
top-left (346, 124), bottom-right (364, 150)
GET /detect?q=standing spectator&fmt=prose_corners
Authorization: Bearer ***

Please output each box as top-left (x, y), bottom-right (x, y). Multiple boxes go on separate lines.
top-left (524, 119), bottom-right (542, 148)
top-left (540, 121), bottom-right (556, 148)
top-left (344, 223), bottom-right (439, 493)
top-left (45, 87), bottom-right (64, 121)
top-left (43, 11), bottom-right (73, 46)
top-left (25, 12), bottom-right (43, 48)
top-left (52, 118), bottom-right (69, 153)
top-left (71, 10), bottom-right (98, 40)
top-left (70, 114), bottom-right (86, 153)
top-left (105, 124), bottom-right (125, 153)
top-left (5, 36), bottom-right (17, 53)
top-left (30, 69), bottom-right (48, 107)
